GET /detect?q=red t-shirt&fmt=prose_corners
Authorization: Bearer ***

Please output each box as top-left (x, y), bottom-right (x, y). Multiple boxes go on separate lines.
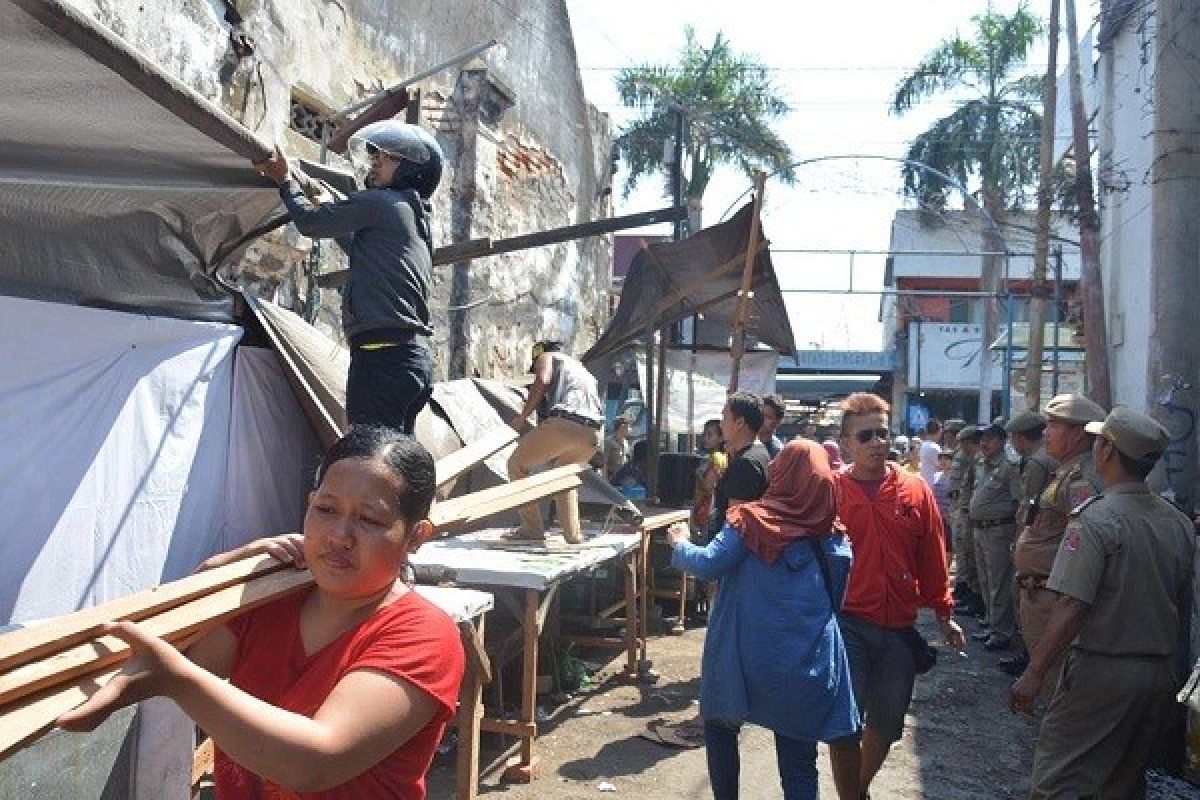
top-left (214, 588), bottom-right (465, 800)
top-left (835, 464), bottom-right (954, 629)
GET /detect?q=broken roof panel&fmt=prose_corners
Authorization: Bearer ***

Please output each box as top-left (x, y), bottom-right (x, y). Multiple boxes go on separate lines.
top-left (583, 202), bottom-right (797, 363)
top-left (0, 0), bottom-right (282, 320)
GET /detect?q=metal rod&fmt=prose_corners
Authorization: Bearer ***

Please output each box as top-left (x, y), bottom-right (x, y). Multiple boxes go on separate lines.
top-left (771, 248), bottom-right (1046, 257)
top-left (330, 39), bottom-right (498, 122)
top-left (780, 288), bottom-right (1031, 298)
top-left (1003, 292), bottom-right (1015, 418)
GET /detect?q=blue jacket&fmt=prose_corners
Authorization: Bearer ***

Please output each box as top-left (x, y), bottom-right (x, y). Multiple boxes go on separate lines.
top-left (671, 525), bottom-right (860, 742)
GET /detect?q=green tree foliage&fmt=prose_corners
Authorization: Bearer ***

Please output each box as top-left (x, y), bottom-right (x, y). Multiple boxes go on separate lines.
top-left (614, 27), bottom-right (794, 213)
top-left (891, 3), bottom-right (1044, 213)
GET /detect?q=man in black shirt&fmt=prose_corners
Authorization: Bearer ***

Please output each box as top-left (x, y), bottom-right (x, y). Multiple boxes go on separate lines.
top-left (705, 391), bottom-right (771, 541)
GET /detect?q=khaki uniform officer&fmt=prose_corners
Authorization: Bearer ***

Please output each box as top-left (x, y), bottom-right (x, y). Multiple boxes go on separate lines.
top-left (969, 421), bottom-right (1022, 650)
top-left (1007, 411), bottom-right (1057, 530)
top-left (1013, 407), bottom-right (1195, 799)
top-left (949, 425), bottom-right (983, 613)
top-left (1011, 395), bottom-right (1105, 693)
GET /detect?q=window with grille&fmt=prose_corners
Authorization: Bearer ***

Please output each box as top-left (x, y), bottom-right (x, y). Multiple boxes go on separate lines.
top-left (289, 94), bottom-right (336, 144)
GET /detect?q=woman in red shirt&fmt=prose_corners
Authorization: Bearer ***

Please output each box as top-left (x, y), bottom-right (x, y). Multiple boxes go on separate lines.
top-left (59, 426), bottom-right (465, 799)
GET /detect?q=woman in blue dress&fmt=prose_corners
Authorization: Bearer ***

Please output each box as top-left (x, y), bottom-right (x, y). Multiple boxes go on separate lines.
top-left (668, 438), bottom-right (861, 800)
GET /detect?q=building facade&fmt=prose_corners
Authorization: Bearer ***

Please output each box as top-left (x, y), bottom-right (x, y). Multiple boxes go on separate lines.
top-left (66, 0), bottom-right (615, 381)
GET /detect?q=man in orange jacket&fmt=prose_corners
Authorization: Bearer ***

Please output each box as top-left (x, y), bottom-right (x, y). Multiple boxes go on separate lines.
top-left (831, 392), bottom-right (966, 798)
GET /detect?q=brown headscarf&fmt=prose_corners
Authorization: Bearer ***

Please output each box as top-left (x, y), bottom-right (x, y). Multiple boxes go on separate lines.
top-left (725, 438), bottom-right (838, 565)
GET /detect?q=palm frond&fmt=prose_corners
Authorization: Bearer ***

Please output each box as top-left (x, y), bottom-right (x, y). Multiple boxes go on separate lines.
top-left (892, 37), bottom-right (984, 114)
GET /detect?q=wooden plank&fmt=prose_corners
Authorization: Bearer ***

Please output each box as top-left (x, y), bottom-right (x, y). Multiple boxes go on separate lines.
top-left (640, 510), bottom-right (690, 532)
top-left (191, 737), bottom-right (214, 788)
top-left (0, 570), bottom-right (314, 710)
top-left (0, 555), bottom-right (285, 675)
top-left (434, 426), bottom-right (519, 488)
top-left (454, 616), bottom-right (486, 800)
top-left (0, 664), bottom-right (121, 760)
top-left (428, 464), bottom-right (587, 531)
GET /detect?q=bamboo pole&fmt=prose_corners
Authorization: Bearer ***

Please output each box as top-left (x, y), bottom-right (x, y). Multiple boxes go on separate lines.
top-left (728, 171), bottom-right (767, 392)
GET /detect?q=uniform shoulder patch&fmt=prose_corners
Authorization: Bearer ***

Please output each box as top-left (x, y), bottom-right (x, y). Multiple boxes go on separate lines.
top-left (1070, 494), bottom-right (1103, 516)
top-left (1067, 481), bottom-right (1096, 511)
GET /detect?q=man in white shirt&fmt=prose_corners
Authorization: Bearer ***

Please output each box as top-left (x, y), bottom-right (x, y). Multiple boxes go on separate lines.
top-left (919, 419), bottom-right (944, 484)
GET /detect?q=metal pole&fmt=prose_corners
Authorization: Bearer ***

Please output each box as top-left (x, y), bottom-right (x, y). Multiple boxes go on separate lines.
top-left (1052, 246), bottom-right (1062, 396)
top-left (329, 39), bottom-right (498, 123)
top-left (914, 318), bottom-right (922, 432)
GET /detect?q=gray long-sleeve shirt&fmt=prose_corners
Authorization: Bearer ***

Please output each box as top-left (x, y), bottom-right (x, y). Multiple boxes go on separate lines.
top-left (280, 180), bottom-right (433, 340)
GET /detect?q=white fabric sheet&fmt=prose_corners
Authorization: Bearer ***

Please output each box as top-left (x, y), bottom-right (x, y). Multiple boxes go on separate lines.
top-left (0, 296), bottom-right (240, 623)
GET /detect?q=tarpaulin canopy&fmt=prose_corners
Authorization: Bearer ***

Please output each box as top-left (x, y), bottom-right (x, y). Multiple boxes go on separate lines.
top-left (583, 201), bottom-right (797, 362)
top-left (0, 0), bottom-right (283, 320)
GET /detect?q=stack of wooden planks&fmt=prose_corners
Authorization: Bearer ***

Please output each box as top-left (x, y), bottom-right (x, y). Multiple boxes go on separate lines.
top-left (0, 428), bottom-right (587, 760)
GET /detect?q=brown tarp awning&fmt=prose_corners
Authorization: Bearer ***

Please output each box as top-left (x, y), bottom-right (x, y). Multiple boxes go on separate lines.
top-left (583, 202), bottom-right (797, 362)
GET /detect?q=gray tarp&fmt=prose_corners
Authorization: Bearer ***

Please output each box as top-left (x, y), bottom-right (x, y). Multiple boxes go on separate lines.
top-left (0, 0), bottom-right (282, 320)
top-left (583, 202), bottom-right (797, 362)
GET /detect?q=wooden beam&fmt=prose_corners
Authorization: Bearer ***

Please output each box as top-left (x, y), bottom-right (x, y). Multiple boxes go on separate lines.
top-left (640, 509), bottom-right (690, 531)
top-left (0, 555), bottom-right (285, 675)
top-left (729, 172), bottom-right (767, 392)
top-left (0, 570), bottom-right (314, 710)
top-left (317, 205), bottom-right (688, 289)
top-left (434, 426), bottom-right (519, 489)
top-left (429, 464), bottom-right (588, 531)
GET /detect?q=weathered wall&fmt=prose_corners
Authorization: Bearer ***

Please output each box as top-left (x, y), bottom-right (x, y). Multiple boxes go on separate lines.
top-left (1097, 7), bottom-right (1157, 408)
top-left (65, 0), bottom-right (613, 378)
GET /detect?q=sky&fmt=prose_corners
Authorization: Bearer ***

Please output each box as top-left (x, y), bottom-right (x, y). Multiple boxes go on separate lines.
top-left (563, 0), bottom-right (1100, 352)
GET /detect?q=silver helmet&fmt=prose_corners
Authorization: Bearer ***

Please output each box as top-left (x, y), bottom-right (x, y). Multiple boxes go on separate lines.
top-left (347, 121), bottom-right (444, 197)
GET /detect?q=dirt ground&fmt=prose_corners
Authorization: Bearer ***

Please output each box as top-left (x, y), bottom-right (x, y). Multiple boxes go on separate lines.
top-left (425, 611), bottom-right (1200, 800)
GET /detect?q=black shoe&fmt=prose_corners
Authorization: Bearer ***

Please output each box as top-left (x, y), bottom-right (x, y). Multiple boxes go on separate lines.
top-left (984, 634), bottom-right (1012, 651)
top-left (999, 653), bottom-right (1028, 675)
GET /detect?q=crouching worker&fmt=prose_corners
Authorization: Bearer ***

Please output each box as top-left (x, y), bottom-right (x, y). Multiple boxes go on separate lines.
top-left (506, 341), bottom-right (604, 543)
top-left (58, 426), bottom-right (465, 800)
top-left (667, 439), bottom-right (862, 800)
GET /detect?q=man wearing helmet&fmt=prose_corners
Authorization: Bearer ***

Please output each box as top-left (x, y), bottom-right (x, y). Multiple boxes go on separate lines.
top-left (252, 121), bottom-right (443, 434)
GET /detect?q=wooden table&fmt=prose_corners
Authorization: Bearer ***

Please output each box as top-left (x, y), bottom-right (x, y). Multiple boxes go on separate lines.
top-left (413, 586), bottom-right (493, 800)
top-left (410, 526), bottom-right (644, 782)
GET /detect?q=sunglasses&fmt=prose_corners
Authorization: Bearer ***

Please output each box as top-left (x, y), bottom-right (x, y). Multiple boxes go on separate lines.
top-left (853, 427), bottom-right (891, 444)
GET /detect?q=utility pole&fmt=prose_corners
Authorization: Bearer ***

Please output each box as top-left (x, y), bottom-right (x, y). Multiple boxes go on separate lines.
top-left (1026, 0), bottom-right (1061, 410)
top-left (1064, 0), bottom-right (1112, 407)
top-left (1149, 0), bottom-right (1200, 514)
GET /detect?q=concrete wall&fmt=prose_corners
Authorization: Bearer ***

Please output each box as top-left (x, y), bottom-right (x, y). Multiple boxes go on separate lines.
top-left (65, 0), bottom-right (613, 379)
top-left (1096, 5), bottom-right (1157, 407)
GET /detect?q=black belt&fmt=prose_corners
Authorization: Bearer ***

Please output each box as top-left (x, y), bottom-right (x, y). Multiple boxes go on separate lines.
top-left (972, 517), bottom-right (1016, 529)
top-left (548, 410), bottom-right (603, 430)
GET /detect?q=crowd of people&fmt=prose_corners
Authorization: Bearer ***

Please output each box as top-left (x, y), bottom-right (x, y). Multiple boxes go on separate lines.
top-left (665, 390), bottom-right (1195, 800)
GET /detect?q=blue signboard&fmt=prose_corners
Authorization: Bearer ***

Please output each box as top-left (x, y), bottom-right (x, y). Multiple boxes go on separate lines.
top-left (907, 403), bottom-right (930, 434)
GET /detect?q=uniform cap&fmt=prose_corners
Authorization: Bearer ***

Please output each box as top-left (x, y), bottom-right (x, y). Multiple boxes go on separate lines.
top-left (1043, 393), bottom-right (1106, 425)
top-left (956, 425), bottom-right (982, 443)
top-left (1085, 407), bottom-right (1170, 461)
top-left (944, 418), bottom-right (967, 432)
top-left (1006, 410), bottom-right (1046, 435)
top-left (980, 418), bottom-right (1007, 438)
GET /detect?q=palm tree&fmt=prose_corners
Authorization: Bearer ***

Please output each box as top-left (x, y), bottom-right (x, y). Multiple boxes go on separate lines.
top-left (615, 27), bottom-right (794, 233)
top-left (891, 2), bottom-right (1043, 420)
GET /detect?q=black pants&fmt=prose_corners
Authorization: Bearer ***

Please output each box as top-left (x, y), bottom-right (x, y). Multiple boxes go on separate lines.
top-left (346, 342), bottom-right (431, 435)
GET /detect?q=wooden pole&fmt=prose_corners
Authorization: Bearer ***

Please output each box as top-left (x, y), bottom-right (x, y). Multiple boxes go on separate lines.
top-left (728, 171), bottom-right (767, 392)
top-left (1064, 0), bottom-right (1112, 407)
top-left (1025, 0), bottom-right (1061, 411)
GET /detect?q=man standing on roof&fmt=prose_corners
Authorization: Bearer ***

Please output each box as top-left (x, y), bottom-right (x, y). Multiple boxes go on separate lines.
top-left (252, 121), bottom-right (442, 434)
top-left (831, 392), bottom-right (964, 797)
top-left (506, 341), bottom-right (604, 544)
